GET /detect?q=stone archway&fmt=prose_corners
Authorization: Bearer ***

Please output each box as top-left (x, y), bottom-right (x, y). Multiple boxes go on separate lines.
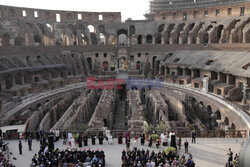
top-left (14, 36), bottom-right (25, 46)
top-left (146, 35), bottom-right (153, 44)
top-left (2, 33), bottom-right (10, 46)
top-left (87, 58), bottom-right (92, 71)
top-left (103, 61), bottom-right (109, 71)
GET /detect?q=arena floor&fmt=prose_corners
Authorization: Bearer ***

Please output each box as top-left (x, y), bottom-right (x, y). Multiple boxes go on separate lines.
top-left (5, 138), bottom-right (245, 167)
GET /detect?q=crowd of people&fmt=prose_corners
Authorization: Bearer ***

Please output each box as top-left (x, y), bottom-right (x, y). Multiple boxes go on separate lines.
top-left (31, 148), bottom-right (105, 167)
top-left (0, 139), bottom-right (15, 167)
top-left (225, 148), bottom-right (239, 167)
top-left (121, 147), bottom-right (195, 167)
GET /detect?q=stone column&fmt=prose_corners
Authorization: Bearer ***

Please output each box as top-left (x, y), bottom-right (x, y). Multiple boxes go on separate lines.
top-left (179, 37), bottom-right (183, 44)
top-left (141, 36), bottom-right (145, 44)
top-left (187, 36), bottom-right (191, 44)
top-left (0, 100), bottom-right (2, 116)
top-left (10, 39), bottom-right (14, 46)
top-left (229, 33), bottom-right (233, 44)
top-left (152, 37), bottom-right (156, 44)
top-left (165, 68), bottom-right (168, 75)
top-left (191, 70), bottom-right (195, 78)
top-left (169, 37), bottom-right (173, 44)
top-left (21, 75), bottom-right (25, 85)
top-left (196, 37), bottom-right (201, 44)
top-left (202, 77), bottom-right (209, 93)
top-left (242, 78), bottom-right (248, 105)
top-left (12, 76), bottom-right (16, 87)
top-left (161, 37), bottom-right (165, 44)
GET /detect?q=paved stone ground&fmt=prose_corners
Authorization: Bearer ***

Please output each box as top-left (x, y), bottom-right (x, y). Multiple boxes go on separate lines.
top-left (4, 138), bottom-right (245, 167)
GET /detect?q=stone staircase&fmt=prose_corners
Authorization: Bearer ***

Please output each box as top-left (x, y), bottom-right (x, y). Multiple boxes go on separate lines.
top-left (127, 90), bottom-right (145, 136)
top-left (112, 99), bottom-right (127, 130)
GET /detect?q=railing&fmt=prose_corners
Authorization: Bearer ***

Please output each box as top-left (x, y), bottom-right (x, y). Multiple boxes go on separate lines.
top-left (157, 81), bottom-right (250, 130)
top-left (150, 0), bottom-right (250, 11)
top-left (1, 129), bottom-right (248, 140)
top-left (2, 98), bottom-right (22, 113)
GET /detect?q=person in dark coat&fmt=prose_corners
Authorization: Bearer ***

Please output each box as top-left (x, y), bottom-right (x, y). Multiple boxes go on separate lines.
top-left (83, 134), bottom-right (88, 146)
top-left (91, 133), bottom-right (96, 145)
top-left (118, 132), bottom-right (123, 144)
top-left (0, 129), bottom-right (2, 139)
top-left (184, 140), bottom-right (189, 153)
top-left (28, 137), bottom-right (32, 151)
top-left (78, 134), bottom-right (82, 147)
top-left (36, 131), bottom-right (40, 141)
top-left (140, 133), bottom-right (145, 146)
top-left (178, 137), bottom-right (182, 150)
top-left (191, 130), bottom-right (196, 144)
top-left (148, 135), bottom-right (153, 147)
top-left (18, 140), bottom-right (22, 155)
top-left (98, 132), bottom-right (104, 145)
top-left (125, 132), bottom-right (131, 149)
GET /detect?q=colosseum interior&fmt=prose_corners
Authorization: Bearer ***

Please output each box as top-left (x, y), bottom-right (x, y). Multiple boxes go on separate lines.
top-left (0, 0), bottom-right (249, 140)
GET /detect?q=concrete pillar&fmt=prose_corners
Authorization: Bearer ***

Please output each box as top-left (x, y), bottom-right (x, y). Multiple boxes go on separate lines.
top-left (12, 76), bottom-right (16, 87)
top-left (226, 74), bottom-right (230, 84)
top-left (196, 37), bottom-right (201, 44)
top-left (21, 75), bottom-right (24, 85)
top-left (187, 36), bottom-right (191, 44)
top-left (165, 68), bottom-right (168, 75)
top-left (179, 37), bottom-right (183, 44)
top-left (229, 33), bottom-right (233, 44)
top-left (191, 70), bottom-right (195, 78)
top-left (142, 36), bottom-right (146, 44)
top-left (242, 78), bottom-right (248, 104)
top-left (161, 37), bottom-right (165, 44)
top-left (152, 37), bottom-right (156, 44)
top-left (202, 77), bottom-right (209, 93)
top-left (169, 37), bottom-right (173, 44)
top-left (0, 100), bottom-right (2, 116)
top-left (25, 33), bottom-right (29, 46)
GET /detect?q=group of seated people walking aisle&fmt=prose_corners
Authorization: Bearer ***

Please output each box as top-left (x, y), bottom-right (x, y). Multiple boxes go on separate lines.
top-left (30, 131), bottom-right (107, 167)
top-left (28, 130), bottom-right (195, 167)
top-left (31, 148), bottom-right (105, 167)
top-left (121, 148), bottom-right (195, 167)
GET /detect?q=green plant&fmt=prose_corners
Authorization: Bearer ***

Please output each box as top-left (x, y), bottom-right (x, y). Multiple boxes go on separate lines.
top-left (156, 121), bottom-right (166, 133)
top-left (164, 147), bottom-right (177, 155)
top-left (143, 121), bottom-right (154, 133)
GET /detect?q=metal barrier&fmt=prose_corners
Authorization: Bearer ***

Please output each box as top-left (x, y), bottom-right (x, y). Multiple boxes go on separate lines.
top-left (1, 129), bottom-right (248, 140)
top-left (150, 0), bottom-right (250, 11)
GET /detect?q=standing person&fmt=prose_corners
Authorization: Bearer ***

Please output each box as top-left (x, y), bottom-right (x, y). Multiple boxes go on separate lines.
top-left (98, 132), bottom-right (104, 145)
top-left (63, 132), bottom-right (67, 145)
top-left (191, 130), bottom-right (196, 144)
top-left (133, 136), bottom-right (138, 147)
top-left (125, 131), bottom-right (131, 149)
top-left (118, 132), bottom-right (123, 144)
top-left (156, 138), bottom-right (160, 148)
top-left (91, 133), bottom-right (96, 145)
top-left (36, 130), bottom-right (40, 141)
top-left (78, 134), bottom-right (82, 148)
top-left (170, 131), bottom-right (176, 149)
top-left (140, 133), bottom-right (145, 146)
top-left (28, 137), bottom-right (32, 151)
top-left (0, 129), bottom-right (2, 139)
top-left (148, 135), bottom-right (152, 147)
top-left (178, 137), bottom-right (182, 150)
top-left (70, 137), bottom-right (75, 148)
top-left (83, 134), bottom-right (88, 146)
top-left (25, 130), bottom-right (30, 142)
top-left (184, 140), bottom-right (189, 154)
top-left (18, 140), bottom-right (22, 155)
top-left (161, 133), bottom-right (167, 146)
top-left (227, 148), bottom-right (233, 166)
